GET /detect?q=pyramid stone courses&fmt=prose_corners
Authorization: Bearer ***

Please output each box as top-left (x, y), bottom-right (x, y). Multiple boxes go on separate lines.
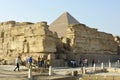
top-left (50, 12), bottom-right (80, 37)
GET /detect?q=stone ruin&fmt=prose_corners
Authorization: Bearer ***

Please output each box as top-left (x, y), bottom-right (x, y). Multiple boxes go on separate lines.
top-left (0, 12), bottom-right (120, 67)
top-left (66, 24), bottom-right (117, 54)
top-left (0, 21), bottom-right (57, 65)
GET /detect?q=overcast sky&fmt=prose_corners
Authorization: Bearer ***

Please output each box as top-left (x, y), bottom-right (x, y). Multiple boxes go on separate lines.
top-left (0, 0), bottom-right (120, 36)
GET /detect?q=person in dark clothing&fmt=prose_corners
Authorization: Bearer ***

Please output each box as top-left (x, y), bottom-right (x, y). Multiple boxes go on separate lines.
top-left (79, 58), bottom-right (82, 67)
top-left (28, 56), bottom-right (32, 68)
top-left (38, 56), bottom-right (41, 67)
top-left (14, 56), bottom-right (21, 71)
top-left (92, 59), bottom-right (95, 67)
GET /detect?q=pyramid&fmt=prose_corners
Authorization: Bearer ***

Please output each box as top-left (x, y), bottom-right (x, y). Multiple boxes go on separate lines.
top-left (50, 12), bottom-right (80, 37)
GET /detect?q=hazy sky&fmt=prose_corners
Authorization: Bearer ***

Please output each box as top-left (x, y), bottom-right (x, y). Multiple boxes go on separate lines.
top-left (0, 0), bottom-right (120, 36)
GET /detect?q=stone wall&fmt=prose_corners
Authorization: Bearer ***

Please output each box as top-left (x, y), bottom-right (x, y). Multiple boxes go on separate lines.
top-left (0, 20), bottom-right (119, 66)
top-left (0, 21), bottom-right (57, 64)
top-left (66, 24), bottom-right (118, 54)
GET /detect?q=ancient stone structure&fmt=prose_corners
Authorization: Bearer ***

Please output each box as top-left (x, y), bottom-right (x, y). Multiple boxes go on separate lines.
top-left (0, 21), bottom-right (57, 65)
top-left (66, 24), bottom-right (117, 54)
top-left (50, 12), bottom-right (120, 65)
top-left (0, 12), bottom-right (120, 66)
top-left (63, 24), bottom-right (120, 63)
top-left (50, 12), bottom-right (79, 37)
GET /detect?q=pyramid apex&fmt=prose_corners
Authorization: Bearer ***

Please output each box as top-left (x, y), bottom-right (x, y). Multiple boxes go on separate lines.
top-left (63, 11), bottom-right (71, 16)
top-left (51, 12), bottom-right (79, 25)
top-left (64, 11), bottom-right (69, 14)
top-left (50, 12), bottom-right (80, 37)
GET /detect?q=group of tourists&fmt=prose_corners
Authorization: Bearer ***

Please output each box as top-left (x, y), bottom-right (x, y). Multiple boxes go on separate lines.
top-left (13, 55), bottom-right (95, 71)
top-left (14, 56), bottom-right (33, 71)
top-left (38, 56), bottom-right (50, 68)
top-left (79, 58), bottom-right (95, 67)
top-left (69, 58), bottom-right (95, 68)
top-left (79, 58), bottom-right (88, 67)
top-left (80, 58), bottom-right (96, 67)
top-left (14, 55), bottom-right (50, 71)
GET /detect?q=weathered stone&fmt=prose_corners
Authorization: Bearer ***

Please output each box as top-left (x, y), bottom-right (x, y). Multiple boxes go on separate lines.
top-left (10, 27), bottom-right (25, 36)
top-left (0, 21), bottom-right (57, 65)
top-left (66, 24), bottom-right (118, 54)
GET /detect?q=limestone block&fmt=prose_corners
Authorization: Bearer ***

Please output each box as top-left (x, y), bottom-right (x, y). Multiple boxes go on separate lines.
top-left (67, 24), bottom-right (118, 54)
top-left (4, 29), bottom-right (11, 38)
top-left (28, 36), bottom-right (56, 53)
top-left (24, 27), bottom-right (34, 37)
top-left (3, 37), bottom-right (13, 43)
top-left (3, 21), bottom-right (16, 27)
top-left (14, 36), bottom-right (25, 42)
top-left (46, 30), bottom-right (54, 36)
top-left (9, 41), bottom-right (23, 51)
top-left (10, 26), bottom-right (24, 36)
top-left (29, 39), bottom-right (44, 52)
top-left (32, 24), bottom-right (52, 36)
top-left (3, 21), bottom-right (16, 25)
top-left (32, 27), bottom-right (46, 36)
top-left (0, 42), bottom-right (3, 48)
top-left (35, 21), bottom-right (48, 27)
top-left (0, 32), bottom-right (4, 38)
top-left (18, 22), bottom-right (34, 26)
top-left (0, 38), bottom-right (3, 43)
top-left (10, 27), bottom-right (18, 36)
top-left (0, 49), bottom-right (3, 54)
top-left (43, 37), bottom-right (56, 52)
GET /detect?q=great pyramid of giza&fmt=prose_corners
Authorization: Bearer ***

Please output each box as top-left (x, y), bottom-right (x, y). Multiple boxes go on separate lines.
top-left (50, 12), bottom-right (80, 37)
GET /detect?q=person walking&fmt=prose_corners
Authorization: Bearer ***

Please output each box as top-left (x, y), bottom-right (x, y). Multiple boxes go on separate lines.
top-left (28, 56), bottom-right (32, 68)
top-left (14, 56), bottom-right (21, 71)
top-left (92, 59), bottom-right (95, 67)
top-left (38, 56), bottom-right (41, 67)
top-left (46, 60), bottom-right (50, 68)
top-left (79, 58), bottom-right (82, 67)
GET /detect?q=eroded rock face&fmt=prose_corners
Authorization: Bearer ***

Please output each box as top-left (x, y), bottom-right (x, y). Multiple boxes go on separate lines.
top-left (0, 21), bottom-right (57, 64)
top-left (66, 24), bottom-right (118, 54)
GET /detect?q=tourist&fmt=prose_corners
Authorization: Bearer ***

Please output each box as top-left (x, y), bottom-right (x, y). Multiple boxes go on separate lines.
top-left (82, 58), bottom-right (85, 67)
top-left (46, 60), bottom-right (50, 68)
top-left (14, 56), bottom-right (21, 71)
top-left (41, 58), bottom-right (44, 67)
top-left (71, 59), bottom-right (76, 67)
top-left (38, 56), bottom-right (41, 67)
top-left (28, 56), bottom-right (32, 68)
top-left (79, 58), bottom-right (82, 67)
top-left (44, 59), bottom-right (47, 68)
top-left (92, 59), bottom-right (95, 67)
top-left (85, 58), bottom-right (88, 67)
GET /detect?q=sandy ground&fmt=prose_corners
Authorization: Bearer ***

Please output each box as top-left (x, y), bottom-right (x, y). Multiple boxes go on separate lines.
top-left (0, 65), bottom-right (74, 80)
top-left (0, 64), bottom-right (120, 80)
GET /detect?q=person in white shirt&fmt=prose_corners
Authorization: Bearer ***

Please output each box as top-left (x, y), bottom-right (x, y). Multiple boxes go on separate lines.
top-left (14, 56), bottom-right (20, 71)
